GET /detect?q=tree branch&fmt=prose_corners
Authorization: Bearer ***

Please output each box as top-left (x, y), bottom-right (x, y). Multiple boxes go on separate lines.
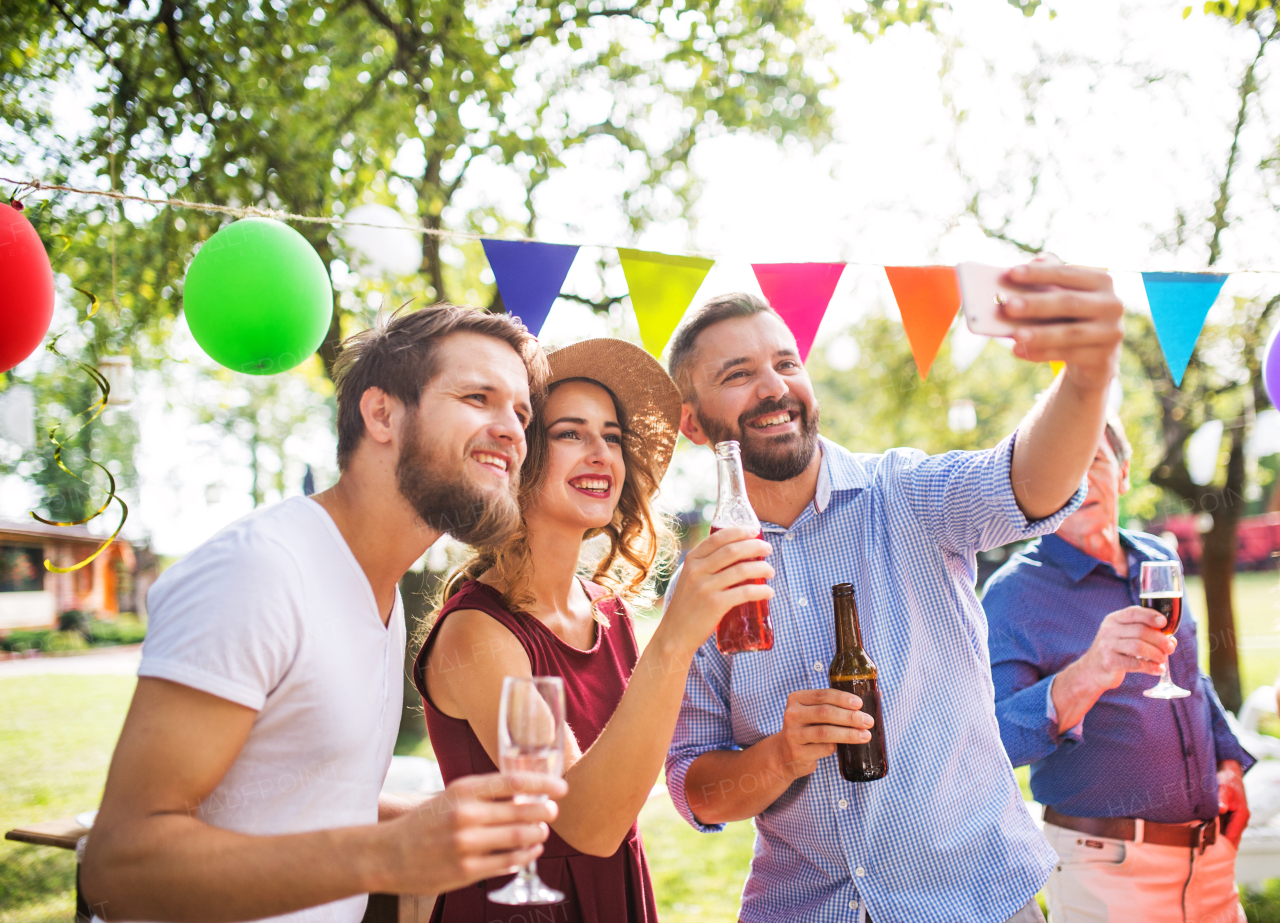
top-left (1208, 17), bottom-right (1279, 266)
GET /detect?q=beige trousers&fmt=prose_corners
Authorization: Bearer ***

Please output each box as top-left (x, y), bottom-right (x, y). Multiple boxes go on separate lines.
top-left (1043, 821), bottom-right (1245, 923)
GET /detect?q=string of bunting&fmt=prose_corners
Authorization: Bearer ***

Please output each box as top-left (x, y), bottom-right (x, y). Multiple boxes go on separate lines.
top-left (5, 175), bottom-right (1277, 389)
top-left (3, 176), bottom-right (1279, 572)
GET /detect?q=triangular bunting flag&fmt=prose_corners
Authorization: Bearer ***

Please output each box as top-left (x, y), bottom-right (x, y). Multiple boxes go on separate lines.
top-left (751, 263), bottom-right (846, 362)
top-left (884, 266), bottom-right (961, 380)
top-left (482, 239), bottom-right (580, 337)
top-left (1141, 272), bottom-right (1228, 386)
top-left (618, 249), bottom-right (715, 358)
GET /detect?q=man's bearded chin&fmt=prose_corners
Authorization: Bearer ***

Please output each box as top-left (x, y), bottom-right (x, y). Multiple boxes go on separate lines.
top-left (697, 397), bottom-right (820, 482)
top-left (395, 417), bottom-right (521, 546)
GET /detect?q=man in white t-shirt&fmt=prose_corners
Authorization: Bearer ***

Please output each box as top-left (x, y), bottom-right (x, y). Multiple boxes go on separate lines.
top-left (82, 305), bottom-right (566, 923)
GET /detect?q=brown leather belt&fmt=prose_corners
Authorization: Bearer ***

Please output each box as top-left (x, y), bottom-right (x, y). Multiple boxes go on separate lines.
top-left (1044, 806), bottom-right (1217, 851)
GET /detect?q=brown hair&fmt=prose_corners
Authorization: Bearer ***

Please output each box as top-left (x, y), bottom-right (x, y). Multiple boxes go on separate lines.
top-left (332, 303), bottom-right (549, 471)
top-left (438, 379), bottom-right (675, 625)
top-left (667, 292), bottom-right (783, 401)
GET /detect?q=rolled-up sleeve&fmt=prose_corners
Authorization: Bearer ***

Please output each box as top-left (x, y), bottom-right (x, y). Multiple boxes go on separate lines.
top-left (1201, 674), bottom-right (1256, 772)
top-left (665, 640), bottom-right (736, 834)
top-left (900, 431), bottom-right (1086, 555)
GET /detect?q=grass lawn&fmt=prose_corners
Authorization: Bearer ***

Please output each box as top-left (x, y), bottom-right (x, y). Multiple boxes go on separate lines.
top-left (2, 573), bottom-right (1278, 923)
top-left (0, 675), bottom-right (135, 923)
top-left (1189, 571), bottom-right (1280, 705)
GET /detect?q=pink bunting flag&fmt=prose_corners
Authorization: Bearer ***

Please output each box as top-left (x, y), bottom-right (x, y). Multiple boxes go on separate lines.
top-left (751, 263), bottom-right (846, 362)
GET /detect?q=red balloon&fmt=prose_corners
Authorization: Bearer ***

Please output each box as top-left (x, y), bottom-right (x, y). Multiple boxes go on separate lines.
top-left (0, 202), bottom-right (55, 373)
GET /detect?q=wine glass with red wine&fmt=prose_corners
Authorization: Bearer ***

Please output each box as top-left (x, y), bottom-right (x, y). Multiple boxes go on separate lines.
top-left (1140, 560), bottom-right (1190, 700)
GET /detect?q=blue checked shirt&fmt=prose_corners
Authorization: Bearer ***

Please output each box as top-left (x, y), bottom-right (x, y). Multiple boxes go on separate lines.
top-left (664, 435), bottom-right (1086, 923)
top-left (983, 530), bottom-right (1254, 822)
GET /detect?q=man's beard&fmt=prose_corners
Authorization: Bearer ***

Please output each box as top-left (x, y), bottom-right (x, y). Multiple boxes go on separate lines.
top-left (697, 395), bottom-right (820, 482)
top-left (395, 414), bottom-right (522, 546)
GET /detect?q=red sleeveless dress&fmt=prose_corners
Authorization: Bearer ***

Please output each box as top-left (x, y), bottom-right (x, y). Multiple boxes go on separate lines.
top-left (412, 579), bottom-right (660, 923)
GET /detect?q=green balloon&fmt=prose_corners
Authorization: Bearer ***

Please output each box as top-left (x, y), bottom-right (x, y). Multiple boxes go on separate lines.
top-left (183, 218), bottom-right (332, 375)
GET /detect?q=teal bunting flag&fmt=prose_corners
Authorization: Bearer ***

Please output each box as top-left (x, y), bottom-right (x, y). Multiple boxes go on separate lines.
top-left (1141, 272), bottom-right (1228, 386)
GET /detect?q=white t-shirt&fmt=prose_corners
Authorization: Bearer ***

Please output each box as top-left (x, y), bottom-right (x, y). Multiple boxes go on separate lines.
top-left (138, 496), bottom-right (406, 923)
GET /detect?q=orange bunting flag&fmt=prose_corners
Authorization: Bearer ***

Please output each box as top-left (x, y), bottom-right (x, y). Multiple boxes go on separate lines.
top-left (883, 266), bottom-right (962, 380)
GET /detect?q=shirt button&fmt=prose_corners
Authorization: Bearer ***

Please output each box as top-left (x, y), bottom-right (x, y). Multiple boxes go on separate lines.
top-left (838, 798), bottom-right (848, 809)
top-left (848, 900), bottom-right (858, 910)
top-left (785, 534), bottom-right (795, 541)
top-left (855, 867), bottom-right (866, 877)
top-left (797, 597), bottom-right (809, 607)
top-left (813, 661), bottom-right (824, 672)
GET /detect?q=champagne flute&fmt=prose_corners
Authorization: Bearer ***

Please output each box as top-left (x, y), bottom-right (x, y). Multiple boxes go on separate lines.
top-left (488, 675), bottom-right (566, 906)
top-left (1140, 560), bottom-right (1191, 700)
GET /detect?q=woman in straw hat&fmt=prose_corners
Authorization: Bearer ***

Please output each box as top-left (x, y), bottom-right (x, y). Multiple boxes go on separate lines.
top-left (413, 338), bottom-right (773, 922)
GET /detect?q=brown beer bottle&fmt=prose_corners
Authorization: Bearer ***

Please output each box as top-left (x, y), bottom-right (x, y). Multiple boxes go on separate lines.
top-left (828, 583), bottom-right (888, 782)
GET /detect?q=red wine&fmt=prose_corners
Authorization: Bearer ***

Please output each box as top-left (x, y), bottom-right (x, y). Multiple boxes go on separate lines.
top-left (709, 525), bottom-right (773, 653)
top-left (1142, 592), bottom-right (1182, 635)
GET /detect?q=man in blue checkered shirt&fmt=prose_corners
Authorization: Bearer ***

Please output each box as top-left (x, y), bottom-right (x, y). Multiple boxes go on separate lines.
top-left (662, 259), bottom-right (1124, 923)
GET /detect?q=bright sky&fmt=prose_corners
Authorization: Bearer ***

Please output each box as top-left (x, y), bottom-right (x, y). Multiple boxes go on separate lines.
top-left (2, 0), bottom-right (1275, 554)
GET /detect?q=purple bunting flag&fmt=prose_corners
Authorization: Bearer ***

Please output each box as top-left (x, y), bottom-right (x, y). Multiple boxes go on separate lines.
top-left (482, 239), bottom-right (580, 337)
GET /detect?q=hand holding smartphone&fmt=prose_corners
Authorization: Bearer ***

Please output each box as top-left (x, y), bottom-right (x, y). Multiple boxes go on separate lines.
top-left (956, 262), bottom-right (1055, 337)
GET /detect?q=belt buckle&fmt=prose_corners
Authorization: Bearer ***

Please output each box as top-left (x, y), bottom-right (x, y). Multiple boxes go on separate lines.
top-left (1191, 819), bottom-right (1215, 854)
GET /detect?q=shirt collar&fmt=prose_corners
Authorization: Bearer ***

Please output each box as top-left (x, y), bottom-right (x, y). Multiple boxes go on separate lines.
top-left (1037, 529), bottom-right (1169, 583)
top-left (817, 435), bottom-right (871, 499)
top-left (814, 443), bottom-right (832, 513)
top-left (759, 438), bottom-right (860, 531)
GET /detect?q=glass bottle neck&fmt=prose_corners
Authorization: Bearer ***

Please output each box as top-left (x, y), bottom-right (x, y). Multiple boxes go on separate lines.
top-left (833, 595), bottom-right (864, 653)
top-left (713, 442), bottom-right (758, 529)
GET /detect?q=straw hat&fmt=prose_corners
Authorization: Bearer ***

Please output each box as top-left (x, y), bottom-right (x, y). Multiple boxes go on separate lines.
top-left (545, 339), bottom-right (683, 483)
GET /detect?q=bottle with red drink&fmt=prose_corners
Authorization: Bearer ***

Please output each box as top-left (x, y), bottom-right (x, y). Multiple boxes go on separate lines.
top-left (710, 440), bottom-right (773, 654)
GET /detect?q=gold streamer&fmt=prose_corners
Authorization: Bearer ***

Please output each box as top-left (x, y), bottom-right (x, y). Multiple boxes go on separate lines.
top-left (29, 335), bottom-right (129, 574)
top-left (73, 287), bottom-right (100, 318)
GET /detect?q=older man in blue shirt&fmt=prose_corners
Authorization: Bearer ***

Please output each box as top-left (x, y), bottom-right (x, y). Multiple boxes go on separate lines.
top-left (984, 416), bottom-right (1252, 923)
top-left (663, 257), bottom-right (1126, 923)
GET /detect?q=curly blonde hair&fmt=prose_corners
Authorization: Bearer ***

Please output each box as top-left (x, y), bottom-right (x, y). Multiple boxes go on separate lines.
top-left (437, 379), bottom-right (675, 626)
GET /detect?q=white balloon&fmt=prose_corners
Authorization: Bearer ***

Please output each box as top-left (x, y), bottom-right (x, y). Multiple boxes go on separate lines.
top-left (340, 204), bottom-right (423, 277)
top-left (1186, 419), bottom-right (1224, 486)
top-left (947, 399), bottom-right (977, 433)
top-left (0, 385), bottom-right (35, 451)
top-left (825, 335), bottom-right (860, 372)
top-left (950, 322), bottom-right (988, 372)
top-left (1248, 408), bottom-right (1280, 458)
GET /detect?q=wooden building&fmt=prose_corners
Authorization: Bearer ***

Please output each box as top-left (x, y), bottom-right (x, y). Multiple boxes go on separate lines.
top-left (0, 518), bottom-right (149, 632)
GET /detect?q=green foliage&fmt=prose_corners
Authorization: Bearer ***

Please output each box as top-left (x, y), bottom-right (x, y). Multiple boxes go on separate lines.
top-left (1245, 878), bottom-right (1280, 922)
top-left (1202, 0), bottom-right (1280, 24)
top-left (0, 0), bottom-right (944, 517)
top-left (84, 617), bottom-right (147, 647)
top-left (0, 675), bottom-right (136, 923)
top-left (182, 354), bottom-right (336, 507)
top-left (0, 618), bottom-right (145, 652)
top-left (0, 630), bottom-right (52, 653)
top-left (55, 610), bottom-right (90, 635)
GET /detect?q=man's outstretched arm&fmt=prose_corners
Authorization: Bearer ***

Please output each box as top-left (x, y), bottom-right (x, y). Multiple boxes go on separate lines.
top-left (1004, 259), bottom-right (1124, 520)
top-left (81, 678), bottom-right (563, 923)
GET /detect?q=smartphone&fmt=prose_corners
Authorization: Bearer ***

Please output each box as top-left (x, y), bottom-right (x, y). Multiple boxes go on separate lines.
top-left (956, 262), bottom-right (1050, 337)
